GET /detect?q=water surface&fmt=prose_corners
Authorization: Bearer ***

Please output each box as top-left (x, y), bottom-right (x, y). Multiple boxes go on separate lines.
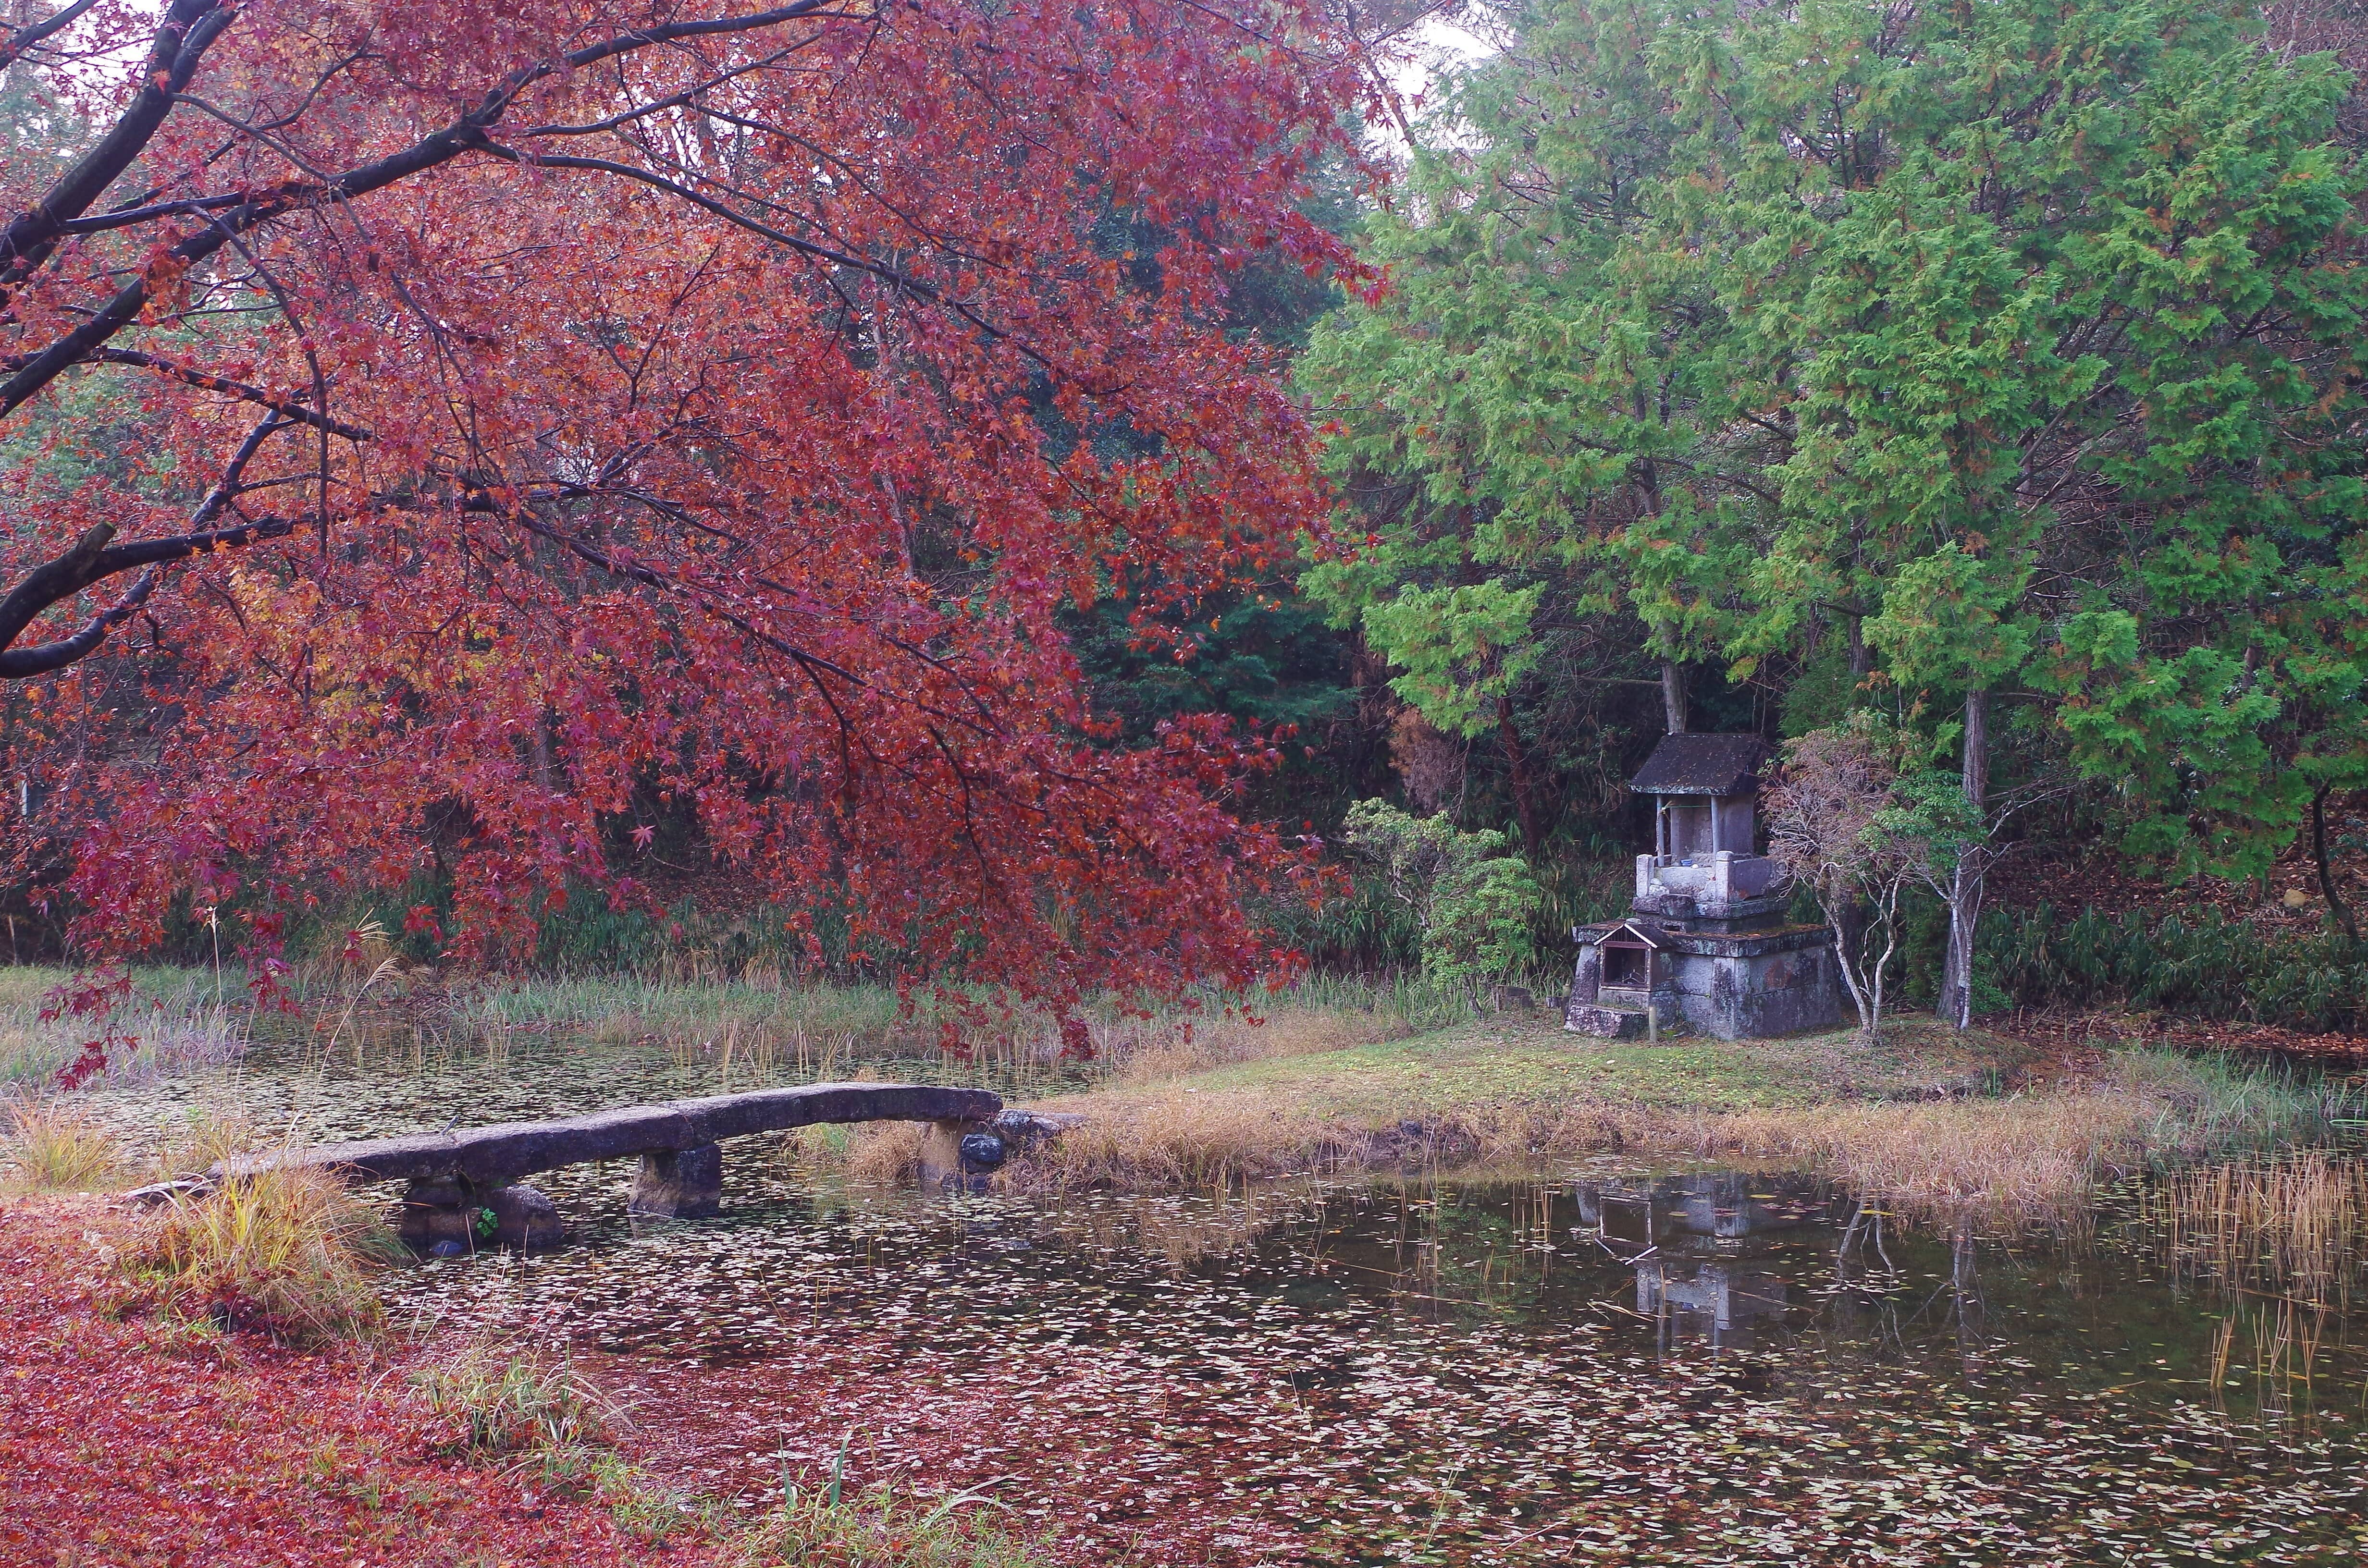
top-left (93, 1034), bottom-right (2368, 1565)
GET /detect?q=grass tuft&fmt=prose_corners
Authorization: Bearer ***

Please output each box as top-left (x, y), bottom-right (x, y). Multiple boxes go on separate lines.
top-left (152, 1102), bottom-right (262, 1181)
top-left (738, 1479), bottom-right (1049, 1568)
top-left (128, 1165), bottom-right (396, 1343)
top-left (411, 1343), bottom-right (615, 1465)
top-left (1, 1096), bottom-right (123, 1191)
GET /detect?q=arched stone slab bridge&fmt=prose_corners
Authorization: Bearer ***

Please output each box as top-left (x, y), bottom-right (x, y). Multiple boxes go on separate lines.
top-left (206, 1081), bottom-right (1001, 1252)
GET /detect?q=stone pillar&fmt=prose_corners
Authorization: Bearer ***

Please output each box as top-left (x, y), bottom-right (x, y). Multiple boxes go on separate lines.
top-left (397, 1176), bottom-right (477, 1254)
top-left (629, 1143), bottom-right (722, 1219)
top-left (485, 1184), bottom-right (564, 1249)
top-left (915, 1118), bottom-right (984, 1191)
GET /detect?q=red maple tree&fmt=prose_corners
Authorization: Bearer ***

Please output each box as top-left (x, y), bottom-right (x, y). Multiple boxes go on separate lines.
top-left (0, 0), bottom-right (1366, 1024)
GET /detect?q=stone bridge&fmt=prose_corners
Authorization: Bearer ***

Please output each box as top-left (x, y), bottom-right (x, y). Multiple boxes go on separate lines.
top-left (203, 1081), bottom-right (1013, 1253)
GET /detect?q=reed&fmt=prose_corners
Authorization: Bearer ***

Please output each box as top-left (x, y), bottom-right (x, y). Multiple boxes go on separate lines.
top-left (1, 1095), bottom-right (123, 1191)
top-left (0, 967), bottom-right (247, 1087)
top-left (2149, 1151), bottom-right (2368, 1308)
top-left (1985, 901), bottom-right (2368, 1034)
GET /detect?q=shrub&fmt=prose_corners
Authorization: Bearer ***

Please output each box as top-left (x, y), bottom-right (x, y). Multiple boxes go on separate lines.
top-left (1982, 902), bottom-right (2368, 1033)
top-left (0, 1096), bottom-right (122, 1191)
top-left (129, 1166), bottom-right (396, 1343)
top-left (1338, 800), bottom-right (1542, 998)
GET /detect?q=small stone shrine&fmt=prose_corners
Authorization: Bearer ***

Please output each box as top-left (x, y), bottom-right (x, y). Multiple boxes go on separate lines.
top-left (1566, 732), bottom-right (1843, 1040)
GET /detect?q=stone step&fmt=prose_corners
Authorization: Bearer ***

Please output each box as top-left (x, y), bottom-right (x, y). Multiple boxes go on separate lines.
top-left (1564, 1001), bottom-right (1691, 1041)
top-left (1566, 1002), bottom-right (1649, 1039)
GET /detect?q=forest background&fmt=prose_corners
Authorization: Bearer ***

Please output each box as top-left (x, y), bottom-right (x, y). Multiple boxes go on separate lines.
top-left (2, 0), bottom-right (2366, 1040)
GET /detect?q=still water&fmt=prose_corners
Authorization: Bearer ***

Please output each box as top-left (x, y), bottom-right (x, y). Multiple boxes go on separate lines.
top-left (96, 1035), bottom-right (2368, 1566)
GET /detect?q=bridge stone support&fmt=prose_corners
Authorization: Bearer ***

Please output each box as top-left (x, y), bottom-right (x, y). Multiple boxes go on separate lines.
top-left (915, 1117), bottom-right (983, 1191)
top-left (397, 1176), bottom-right (565, 1254)
top-left (629, 1142), bottom-right (723, 1219)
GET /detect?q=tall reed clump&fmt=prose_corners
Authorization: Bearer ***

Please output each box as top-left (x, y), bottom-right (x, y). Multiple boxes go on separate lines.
top-left (2149, 1152), bottom-right (2368, 1309)
top-left (1, 1096), bottom-right (123, 1191)
top-left (128, 1166), bottom-right (397, 1342)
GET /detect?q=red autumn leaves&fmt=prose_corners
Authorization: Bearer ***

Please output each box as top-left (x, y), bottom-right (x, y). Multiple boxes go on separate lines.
top-left (0, 0), bottom-right (1371, 1016)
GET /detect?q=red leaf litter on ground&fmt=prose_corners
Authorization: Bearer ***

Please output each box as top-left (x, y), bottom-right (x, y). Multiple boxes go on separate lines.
top-left (0, 1196), bottom-right (718, 1568)
top-left (587, 1339), bottom-right (1312, 1567)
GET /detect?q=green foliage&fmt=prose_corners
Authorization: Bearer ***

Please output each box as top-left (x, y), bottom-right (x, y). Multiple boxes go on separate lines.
top-left (1303, 0), bottom-right (2368, 889)
top-left (1982, 902), bottom-right (2368, 1034)
top-left (1249, 857), bottom-right (1421, 971)
top-left (1339, 800), bottom-right (1542, 993)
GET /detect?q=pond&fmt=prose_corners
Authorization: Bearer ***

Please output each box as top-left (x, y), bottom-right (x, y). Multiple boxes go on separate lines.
top-left (92, 1033), bottom-right (2368, 1566)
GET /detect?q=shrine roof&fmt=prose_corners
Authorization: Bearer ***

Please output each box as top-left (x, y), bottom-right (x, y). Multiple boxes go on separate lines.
top-left (1629, 733), bottom-right (1769, 797)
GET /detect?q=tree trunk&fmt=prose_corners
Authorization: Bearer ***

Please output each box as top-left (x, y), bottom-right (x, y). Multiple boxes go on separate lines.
top-left (531, 707), bottom-right (557, 792)
top-left (1660, 658), bottom-right (1687, 735)
top-left (2313, 784), bottom-right (2360, 941)
top-left (1937, 687), bottom-right (1989, 1029)
top-left (1847, 614), bottom-right (1869, 683)
top-left (1496, 697), bottom-right (1547, 858)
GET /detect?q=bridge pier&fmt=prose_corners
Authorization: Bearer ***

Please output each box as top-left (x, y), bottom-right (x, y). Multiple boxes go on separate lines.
top-left (397, 1177), bottom-right (564, 1254)
top-left (629, 1142), bottom-right (723, 1219)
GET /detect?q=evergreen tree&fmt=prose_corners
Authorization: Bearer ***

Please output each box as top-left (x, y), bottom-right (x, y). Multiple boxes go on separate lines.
top-left (1307, 0), bottom-right (2368, 1020)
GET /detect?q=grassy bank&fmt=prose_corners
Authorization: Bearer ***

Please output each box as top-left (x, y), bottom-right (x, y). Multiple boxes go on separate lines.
top-left (1011, 1013), bottom-right (2353, 1213)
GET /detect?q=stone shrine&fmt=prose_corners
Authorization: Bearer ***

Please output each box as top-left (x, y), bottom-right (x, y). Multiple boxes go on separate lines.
top-left (1566, 732), bottom-right (1843, 1040)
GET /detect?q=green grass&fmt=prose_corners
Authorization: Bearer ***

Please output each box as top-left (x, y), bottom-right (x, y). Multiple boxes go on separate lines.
top-left (0, 965), bottom-right (251, 1087)
top-left (1161, 1013), bottom-right (2040, 1118)
top-left (737, 1483), bottom-right (1049, 1568)
top-left (412, 1344), bottom-right (616, 1467)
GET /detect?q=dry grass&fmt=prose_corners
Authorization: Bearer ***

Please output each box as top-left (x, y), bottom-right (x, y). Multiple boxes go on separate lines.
top-left (1, 1096), bottom-right (123, 1191)
top-left (1098, 999), bottom-right (1418, 1083)
top-left (127, 1165), bottom-right (397, 1343)
top-left (1702, 1085), bottom-right (2178, 1214)
top-left (843, 1121), bottom-right (927, 1184)
top-left (1014, 1094), bottom-right (1356, 1192)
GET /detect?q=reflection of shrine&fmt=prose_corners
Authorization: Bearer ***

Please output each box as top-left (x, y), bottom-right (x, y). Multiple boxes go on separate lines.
top-left (1572, 1173), bottom-right (1840, 1351)
top-left (1636, 1259), bottom-right (1786, 1348)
